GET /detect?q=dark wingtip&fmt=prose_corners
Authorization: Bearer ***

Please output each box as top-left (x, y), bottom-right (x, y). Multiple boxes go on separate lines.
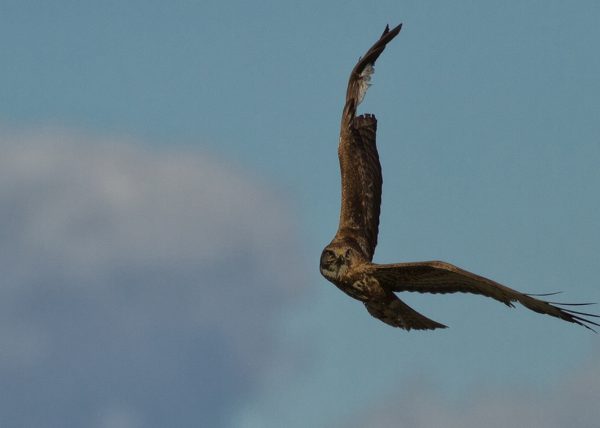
top-left (560, 308), bottom-right (600, 318)
top-left (381, 23), bottom-right (402, 39)
top-left (555, 304), bottom-right (600, 332)
top-left (525, 291), bottom-right (563, 297)
top-left (525, 291), bottom-right (599, 332)
top-left (548, 302), bottom-right (597, 307)
top-left (572, 317), bottom-right (599, 333)
top-left (390, 23), bottom-right (403, 36)
top-left (432, 320), bottom-right (448, 330)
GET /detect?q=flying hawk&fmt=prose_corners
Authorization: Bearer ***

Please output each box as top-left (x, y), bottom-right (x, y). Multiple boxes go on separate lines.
top-left (319, 24), bottom-right (599, 331)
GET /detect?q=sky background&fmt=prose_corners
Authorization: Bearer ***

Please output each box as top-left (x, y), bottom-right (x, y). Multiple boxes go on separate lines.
top-left (1, 1), bottom-right (600, 427)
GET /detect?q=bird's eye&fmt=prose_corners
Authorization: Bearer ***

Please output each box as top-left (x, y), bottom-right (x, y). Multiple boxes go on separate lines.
top-left (320, 250), bottom-right (335, 267)
top-left (345, 248), bottom-right (352, 258)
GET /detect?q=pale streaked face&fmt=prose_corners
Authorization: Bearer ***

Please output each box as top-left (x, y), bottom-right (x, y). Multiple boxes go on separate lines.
top-left (319, 244), bottom-right (358, 281)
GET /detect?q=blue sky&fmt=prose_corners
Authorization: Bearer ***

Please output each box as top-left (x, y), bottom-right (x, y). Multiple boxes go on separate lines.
top-left (1, 1), bottom-right (600, 427)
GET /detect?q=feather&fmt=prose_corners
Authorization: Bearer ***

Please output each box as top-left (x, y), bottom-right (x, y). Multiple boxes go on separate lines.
top-left (356, 63), bottom-right (374, 105)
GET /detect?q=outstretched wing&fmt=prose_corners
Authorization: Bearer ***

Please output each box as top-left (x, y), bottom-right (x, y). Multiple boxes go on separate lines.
top-left (365, 261), bottom-right (600, 331)
top-left (336, 24), bottom-right (402, 261)
top-left (365, 293), bottom-right (447, 331)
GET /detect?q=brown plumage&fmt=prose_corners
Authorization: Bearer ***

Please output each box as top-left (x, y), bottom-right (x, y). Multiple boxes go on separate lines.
top-left (319, 24), bottom-right (599, 331)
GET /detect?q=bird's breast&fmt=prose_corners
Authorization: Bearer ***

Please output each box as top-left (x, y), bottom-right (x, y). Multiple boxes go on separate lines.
top-left (334, 274), bottom-right (382, 302)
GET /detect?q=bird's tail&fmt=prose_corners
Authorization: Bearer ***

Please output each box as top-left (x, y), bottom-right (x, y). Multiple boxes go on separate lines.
top-left (365, 294), bottom-right (447, 331)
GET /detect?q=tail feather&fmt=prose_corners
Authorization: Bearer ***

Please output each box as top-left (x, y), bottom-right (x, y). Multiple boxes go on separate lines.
top-left (365, 294), bottom-right (447, 331)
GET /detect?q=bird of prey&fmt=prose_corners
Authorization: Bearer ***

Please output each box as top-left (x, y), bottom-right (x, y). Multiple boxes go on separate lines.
top-left (319, 23), bottom-right (599, 331)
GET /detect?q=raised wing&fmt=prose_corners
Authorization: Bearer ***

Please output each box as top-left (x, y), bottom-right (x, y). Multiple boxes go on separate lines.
top-left (366, 260), bottom-right (600, 331)
top-left (335, 24), bottom-right (402, 261)
top-left (336, 114), bottom-right (381, 259)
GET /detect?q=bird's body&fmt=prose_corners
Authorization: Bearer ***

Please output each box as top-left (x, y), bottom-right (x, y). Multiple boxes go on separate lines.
top-left (320, 24), bottom-right (598, 331)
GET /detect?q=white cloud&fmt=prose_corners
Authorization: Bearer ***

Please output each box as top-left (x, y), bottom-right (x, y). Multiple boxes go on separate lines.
top-left (345, 347), bottom-right (600, 428)
top-left (94, 404), bottom-right (144, 428)
top-left (0, 130), bottom-right (305, 427)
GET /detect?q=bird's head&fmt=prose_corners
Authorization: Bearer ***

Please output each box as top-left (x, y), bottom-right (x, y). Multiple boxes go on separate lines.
top-left (319, 239), bottom-right (365, 281)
